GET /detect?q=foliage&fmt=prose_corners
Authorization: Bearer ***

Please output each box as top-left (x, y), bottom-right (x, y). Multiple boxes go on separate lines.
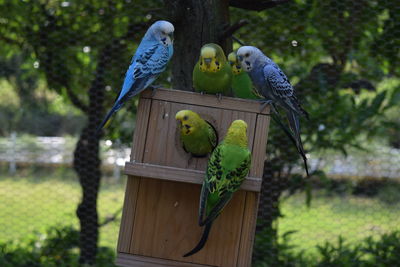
top-left (0, 55), bottom-right (85, 136)
top-left (0, 226), bottom-right (117, 267)
top-left (231, 0), bottom-right (400, 172)
top-left (254, 231), bottom-right (400, 267)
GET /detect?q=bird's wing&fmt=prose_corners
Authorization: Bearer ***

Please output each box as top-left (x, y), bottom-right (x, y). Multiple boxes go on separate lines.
top-left (199, 145), bottom-right (251, 226)
top-left (263, 64), bottom-right (294, 98)
top-left (264, 64), bottom-right (308, 116)
top-left (133, 44), bottom-right (170, 79)
top-left (206, 121), bottom-right (218, 150)
top-left (116, 43), bottom-right (169, 102)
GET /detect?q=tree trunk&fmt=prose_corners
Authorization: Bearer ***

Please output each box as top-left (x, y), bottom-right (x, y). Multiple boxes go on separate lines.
top-left (165, 0), bottom-right (231, 90)
top-left (74, 128), bottom-right (101, 265)
top-left (73, 45), bottom-right (109, 265)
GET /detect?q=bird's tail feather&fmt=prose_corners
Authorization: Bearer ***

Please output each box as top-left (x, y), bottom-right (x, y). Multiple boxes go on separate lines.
top-left (286, 111), bottom-right (309, 177)
top-left (96, 102), bottom-right (122, 134)
top-left (183, 223), bottom-right (212, 257)
top-left (288, 95), bottom-right (310, 120)
top-left (199, 194), bottom-right (231, 227)
top-left (198, 181), bottom-right (208, 226)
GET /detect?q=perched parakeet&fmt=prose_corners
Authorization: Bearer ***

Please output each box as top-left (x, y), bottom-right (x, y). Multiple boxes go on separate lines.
top-left (237, 46), bottom-right (309, 176)
top-left (228, 51), bottom-right (302, 168)
top-left (183, 120), bottom-right (251, 257)
top-left (193, 43), bottom-right (232, 97)
top-left (175, 110), bottom-right (217, 157)
top-left (227, 51), bottom-right (261, 100)
top-left (97, 20), bottom-right (174, 132)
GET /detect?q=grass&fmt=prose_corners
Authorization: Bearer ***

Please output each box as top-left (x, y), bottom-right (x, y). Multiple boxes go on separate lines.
top-left (1, 166), bottom-right (400, 257)
top-left (0, 167), bottom-right (125, 248)
top-left (278, 190), bottom-right (400, 256)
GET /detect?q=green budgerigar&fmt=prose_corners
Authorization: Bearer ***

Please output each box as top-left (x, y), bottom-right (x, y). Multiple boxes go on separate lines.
top-left (183, 120), bottom-right (251, 257)
top-left (193, 43), bottom-right (232, 97)
top-left (175, 110), bottom-right (217, 157)
top-left (228, 51), bottom-right (261, 100)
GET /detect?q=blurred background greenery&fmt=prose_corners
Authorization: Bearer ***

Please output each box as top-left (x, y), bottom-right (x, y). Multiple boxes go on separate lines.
top-left (0, 0), bottom-right (399, 266)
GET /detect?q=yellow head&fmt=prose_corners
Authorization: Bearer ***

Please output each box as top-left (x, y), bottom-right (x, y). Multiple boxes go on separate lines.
top-left (199, 43), bottom-right (225, 73)
top-left (228, 52), bottom-right (242, 75)
top-left (224, 120), bottom-right (248, 147)
top-left (175, 110), bottom-right (203, 135)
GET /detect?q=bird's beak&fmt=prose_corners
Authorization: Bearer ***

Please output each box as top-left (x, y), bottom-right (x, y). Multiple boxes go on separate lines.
top-left (237, 55), bottom-right (243, 62)
top-left (204, 58), bottom-right (212, 67)
top-left (168, 32), bottom-right (174, 41)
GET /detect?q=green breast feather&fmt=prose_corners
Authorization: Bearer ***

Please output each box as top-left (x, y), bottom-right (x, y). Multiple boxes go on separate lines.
top-left (193, 61), bottom-right (232, 95)
top-left (232, 72), bottom-right (261, 100)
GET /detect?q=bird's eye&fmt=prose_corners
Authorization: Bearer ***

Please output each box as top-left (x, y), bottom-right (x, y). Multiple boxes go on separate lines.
top-left (162, 31), bottom-right (166, 35)
top-left (245, 53), bottom-right (250, 57)
top-left (183, 115), bottom-right (188, 121)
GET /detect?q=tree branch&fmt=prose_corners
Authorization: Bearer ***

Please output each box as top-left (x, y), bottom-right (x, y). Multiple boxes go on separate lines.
top-left (232, 35), bottom-right (246, 46)
top-left (65, 85), bottom-right (89, 113)
top-left (99, 207), bottom-right (122, 227)
top-left (344, 79), bottom-right (376, 94)
top-left (229, 0), bottom-right (291, 11)
top-left (219, 19), bottom-right (248, 42)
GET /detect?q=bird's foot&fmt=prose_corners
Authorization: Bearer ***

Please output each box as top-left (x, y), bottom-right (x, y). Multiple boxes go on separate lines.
top-left (148, 84), bottom-right (162, 97)
top-left (259, 100), bottom-right (273, 112)
top-left (269, 103), bottom-right (279, 115)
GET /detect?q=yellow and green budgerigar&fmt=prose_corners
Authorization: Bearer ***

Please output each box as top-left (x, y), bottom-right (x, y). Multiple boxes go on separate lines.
top-left (193, 43), bottom-right (232, 97)
top-left (175, 110), bottom-right (218, 157)
top-left (228, 51), bottom-right (261, 100)
top-left (183, 120), bottom-right (251, 257)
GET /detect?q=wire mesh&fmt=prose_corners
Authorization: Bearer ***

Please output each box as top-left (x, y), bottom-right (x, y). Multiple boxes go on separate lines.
top-left (0, 0), bottom-right (399, 266)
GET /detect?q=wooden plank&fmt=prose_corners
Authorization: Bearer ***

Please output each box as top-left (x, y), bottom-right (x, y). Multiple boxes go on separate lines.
top-left (249, 114), bottom-right (270, 178)
top-left (141, 88), bottom-right (270, 115)
top-left (124, 162), bottom-right (262, 192)
top-left (131, 98), bottom-right (152, 162)
top-left (116, 253), bottom-right (212, 267)
top-left (117, 176), bottom-right (141, 253)
top-left (130, 179), bottom-right (246, 267)
top-left (236, 192), bottom-right (260, 267)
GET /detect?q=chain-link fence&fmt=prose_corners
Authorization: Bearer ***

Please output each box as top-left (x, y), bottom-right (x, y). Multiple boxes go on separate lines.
top-left (0, 0), bottom-right (399, 266)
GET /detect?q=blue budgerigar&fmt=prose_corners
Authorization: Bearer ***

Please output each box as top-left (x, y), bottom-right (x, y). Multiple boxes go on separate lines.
top-left (237, 46), bottom-right (309, 176)
top-left (97, 20), bottom-right (174, 132)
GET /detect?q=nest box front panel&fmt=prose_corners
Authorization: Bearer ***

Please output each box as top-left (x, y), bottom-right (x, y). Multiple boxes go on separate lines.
top-left (130, 178), bottom-right (247, 266)
top-left (142, 100), bottom-right (257, 172)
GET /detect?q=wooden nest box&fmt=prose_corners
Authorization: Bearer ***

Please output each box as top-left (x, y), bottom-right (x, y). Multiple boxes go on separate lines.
top-left (116, 88), bottom-right (270, 267)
